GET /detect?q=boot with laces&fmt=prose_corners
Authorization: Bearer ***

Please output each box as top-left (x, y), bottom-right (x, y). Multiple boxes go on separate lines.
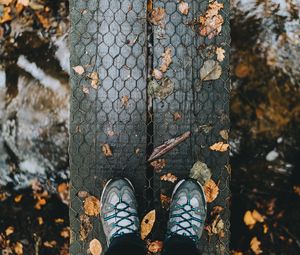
top-left (100, 178), bottom-right (140, 246)
top-left (166, 178), bottom-right (207, 243)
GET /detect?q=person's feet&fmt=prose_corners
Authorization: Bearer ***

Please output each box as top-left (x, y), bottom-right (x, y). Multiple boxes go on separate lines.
top-left (166, 178), bottom-right (207, 243)
top-left (100, 178), bottom-right (139, 245)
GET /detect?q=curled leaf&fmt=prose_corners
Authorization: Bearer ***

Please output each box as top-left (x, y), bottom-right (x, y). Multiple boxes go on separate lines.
top-left (209, 142), bottom-right (229, 152)
top-left (88, 71), bottom-right (99, 89)
top-left (89, 239), bottom-right (102, 255)
top-left (141, 210), bottom-right (156, 240)
top-left (84, 196), bottom-right (100, 216)
top-left (204, 179), bottom-right (219, 203)
top-left (102, 143), bottom-right (113, 157)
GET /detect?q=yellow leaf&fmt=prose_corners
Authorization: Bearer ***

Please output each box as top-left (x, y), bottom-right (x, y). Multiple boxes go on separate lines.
top-left (250, 237), bottom-right (263, 254)
top-left (178, 2), bottom-right (189, 15)
top-left (0, 7), bottom-right (13, 24)
top-left (5, 226), bottom-right (14, 236)
top-left (37, 217), bottom-right (44, 225)
top-left (209, 142), bottom-right (229, 152)
top-left (141, 209), bottom-right (156, 240)
top-left (204, 179), bottom-right (219, 203)
top-left (84, 196), bottom-right (100, 216)
top-left (89, 238), bottom-right (102, 255)
top-left (14, 194), bottom-right (23, 203)
top-left (252, 210), bottom-right (264, 223)
top-left (243, 211), bottom-right (256, 228)
top-left (14, 242), bottom-right (23, 255)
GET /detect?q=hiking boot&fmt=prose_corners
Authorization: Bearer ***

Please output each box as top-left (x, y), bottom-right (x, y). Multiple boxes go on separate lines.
top-left (100, 178), bottom-right (139, 245)
top-left (166, 178), bottom-right (207, 243)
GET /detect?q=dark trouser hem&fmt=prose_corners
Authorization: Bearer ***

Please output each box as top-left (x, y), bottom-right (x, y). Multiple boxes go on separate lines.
top-left (162, 234), bottom-right (200, 255)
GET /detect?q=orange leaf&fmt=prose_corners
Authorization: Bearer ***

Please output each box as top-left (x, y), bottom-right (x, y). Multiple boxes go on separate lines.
top-left (14, 194), bottom-right (23, 203)
top-left (84, 196), bottom-right (100, 216)
top-left (0, 7), bottom-right (13, 24)
top-left (160, 173), bottom-right (177, 183)
top-left (250, 237), bottom-right (263, 254)
top-left (141, 209), bottom-right (156, 240)
top-left (149, 7), bottom-right (166, 26)
top-left (204, 179), bottom-right (219, 203)
top-left (14, 242), bottom-right (23, 255)
top-left (148, 240), bottom-right (163, 253)
top-left (160, 194), bottom-right (171, 210)
top-left (89, 239), bottom-right (102, 255)
top-left (150, 159), bottom-right (166, 172)
top-left (209, 142), bottom-right (229, 152)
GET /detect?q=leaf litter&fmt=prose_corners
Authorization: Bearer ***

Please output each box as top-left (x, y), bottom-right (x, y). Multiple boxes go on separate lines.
top-left (89, 239), bottom-right (102, 255)
top-left (204, 179), bottom-right (219, 203)
top-left (141, 209), bottom-right (156, 240)
top-left (189, 160), bottom-right (212, 185)
top-left (160, 173), bottom-right (178, 183)
top-left (84, 195), bottom-right (100, 216)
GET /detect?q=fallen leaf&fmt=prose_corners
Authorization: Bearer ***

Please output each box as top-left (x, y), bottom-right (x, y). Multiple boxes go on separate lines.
top-left (84, 196), bottom-right (100, 216)
top-left (178, 2), bottom-right (189, 15)
top-left (252, 210), bottom-right (264, 223)
top-left (102, 143), bottom-right (113, 157)
top-left (0, 7), bottom-right (13, 24)
top-left (204, 179), bottom-right (219, 203)
top-left (57, 183), bottom-right (70, 205)
top-left (219, 130), bottom-right (229, 140)
top-left (121, 95), bottom-right (129, 107)
top-left (17, 0), bottom-right (29, 6)
top-left (14, 242), bottom-right (23, 255)
top-left (216, 47), bottom-right (225, 62)
top-left (37, 217), bottom-right (44, 225)
top-left (60, 227), bottom-right (70, 238)
top-left (189, 160), bottom-right (212, 185)
top-left (160, 173), bottom-right (178, 183)
top-left (173, 112), bottom-right (182, 121)
top-left (36, 12), bottom-right (51, 29)
top-left (78, 190), bottom-right (89, 199)
top-left (54, 218), bottom-right (64, 223)
top-left (88, 71), bottom-right (99, 89)
top-left (211, 215), bottom-right (225, 238)
top-left (293, 186), bottom-right (300, 196)
top-left (160, 48), bottom-right (172, 73)
top-left (148, 240), bottom-right (163, 253)
top-left (141, 210), bottom-right (156, 240)
top-left (160, 194), bottom-right (171, 210)
top-left (209, 142), bottom-right (229, 152)
top-left (244, 210), bottom-right (264, 229)
top-left (231, 252), bottom-right (243, 255)
top-left (211, 206), bottom-right (224, 217)
top-left (250, 237), bottom-right (263, 254)
top-left (80, 214), bottom-right (93, 240)
top-left (89, 239), bottom-right (102, 255)
top-left (148, 131), bottom-right (191, 161)
top-left (149, 7), bottom-right (166, 26)
top-left (44, 241), bottom-right (57, 248)
top-left (199, 1), bottom-right (224, 39)
top-left (235, 63), bottom-right (251, 78)
top-left (5, 226), bottom-right (14, 236)
top-left (263, 224), bottom-right (268, 234)
top-left (150, 159), bottom-right (166, 172)
top-left (200, 60), bottom-right (222, 81)
top-left (14, 194), bottom-right (23, 203)
top-left (82, 85), bottom-right (89, 94)
top-left (154, 78), bottom-right (174, 100)
top-left (152, 69), bottom-right (163, 80)
top-left (72, 65), bottom-right (84, 75)
top-left (0, 0), bottom-right (13, 5)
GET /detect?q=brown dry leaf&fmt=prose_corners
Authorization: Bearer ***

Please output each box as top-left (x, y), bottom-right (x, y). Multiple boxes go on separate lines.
top-left (189, 160), bottom-right (212, 185)
top-left (160, 194), bottom-right (171, 210)
top-left (0, 7), bottom-right (13, 24)
top-left (147, 0), bottom-right (153, 11)
top-left (44, 241), bottom-right (57, 248)
top-left (141, 209), bottom-right (156, 240)
top-left (178, 1), bottom-right (189, 15)
top-left (154, 78), bottom-right (174, 100)
top-left (293, 186), bottom-right (300, 196)
top-left (150, 159), bottom-right (166, 172)
top-left (84, 195), bottom-right (100, 216)
top-left (250, 237), bottom-right (263, 254)
top-left (80, 214), bottom-right (93, 241)
top-left (211, 215), bottom-right (225, 238)
top-left (160, 48), bottom-right (172, 73)
top-left (209, 142), bottom-right (229, 152)
top-left (173, 112), bottom-right (182, 121)
top-left (149, 7), bottom-right (166, 26)
top-left (152, 69), bottom-right (163, 80)
top-left (14, 242), bottom-right (23, 255)
top-left (160, 173), bottom-right (178, 183)
top-left (211, 206), bottom-right (224, 217)
top-left (102, 143), bottom-right (113, 157)
top-left (89, 239), bottom-right (102, 255)
top-left (235, 63), bottom-right (251, 78)
top-left (199, 1), bottom-right (224, 39)
top-left (200, 60), bottom-right (222, 81)
top-left (204, 179), bottom-right (219, 203)
top-left (148, 240), bottom-right (163, 253)
top-left (72, 65), bottom-right (85, 75)
top-left (216, 47), bottom-right (225, 62)
top-left (0, 192), bottom-right (8, 201)
top-left (219, 130), bottom-right (229, 140)
top-left (5, 226), bottom-right (14, 236)
top-left (36, 12), bottom-right (51, 29)
top-left (82, 85), bottom-right (90, 94)
top-left (60, 227), bottom-right (70, 238)
top-left (121, 95), bottom-right (129, 107)
top-left (88, 71), bottom-right (99, 89)
top-left (14, 194), bottom-right (23, 203)
top-left (57, 182), bottom-right (70, 205)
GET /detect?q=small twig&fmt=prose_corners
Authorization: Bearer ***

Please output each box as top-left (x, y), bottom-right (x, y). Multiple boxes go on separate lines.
top-left (148, 131), bottom-right (191, 162)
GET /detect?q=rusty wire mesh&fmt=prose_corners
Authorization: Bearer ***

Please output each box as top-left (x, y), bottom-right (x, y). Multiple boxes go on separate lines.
top-left (69, 0), bottom-right (230, 254)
